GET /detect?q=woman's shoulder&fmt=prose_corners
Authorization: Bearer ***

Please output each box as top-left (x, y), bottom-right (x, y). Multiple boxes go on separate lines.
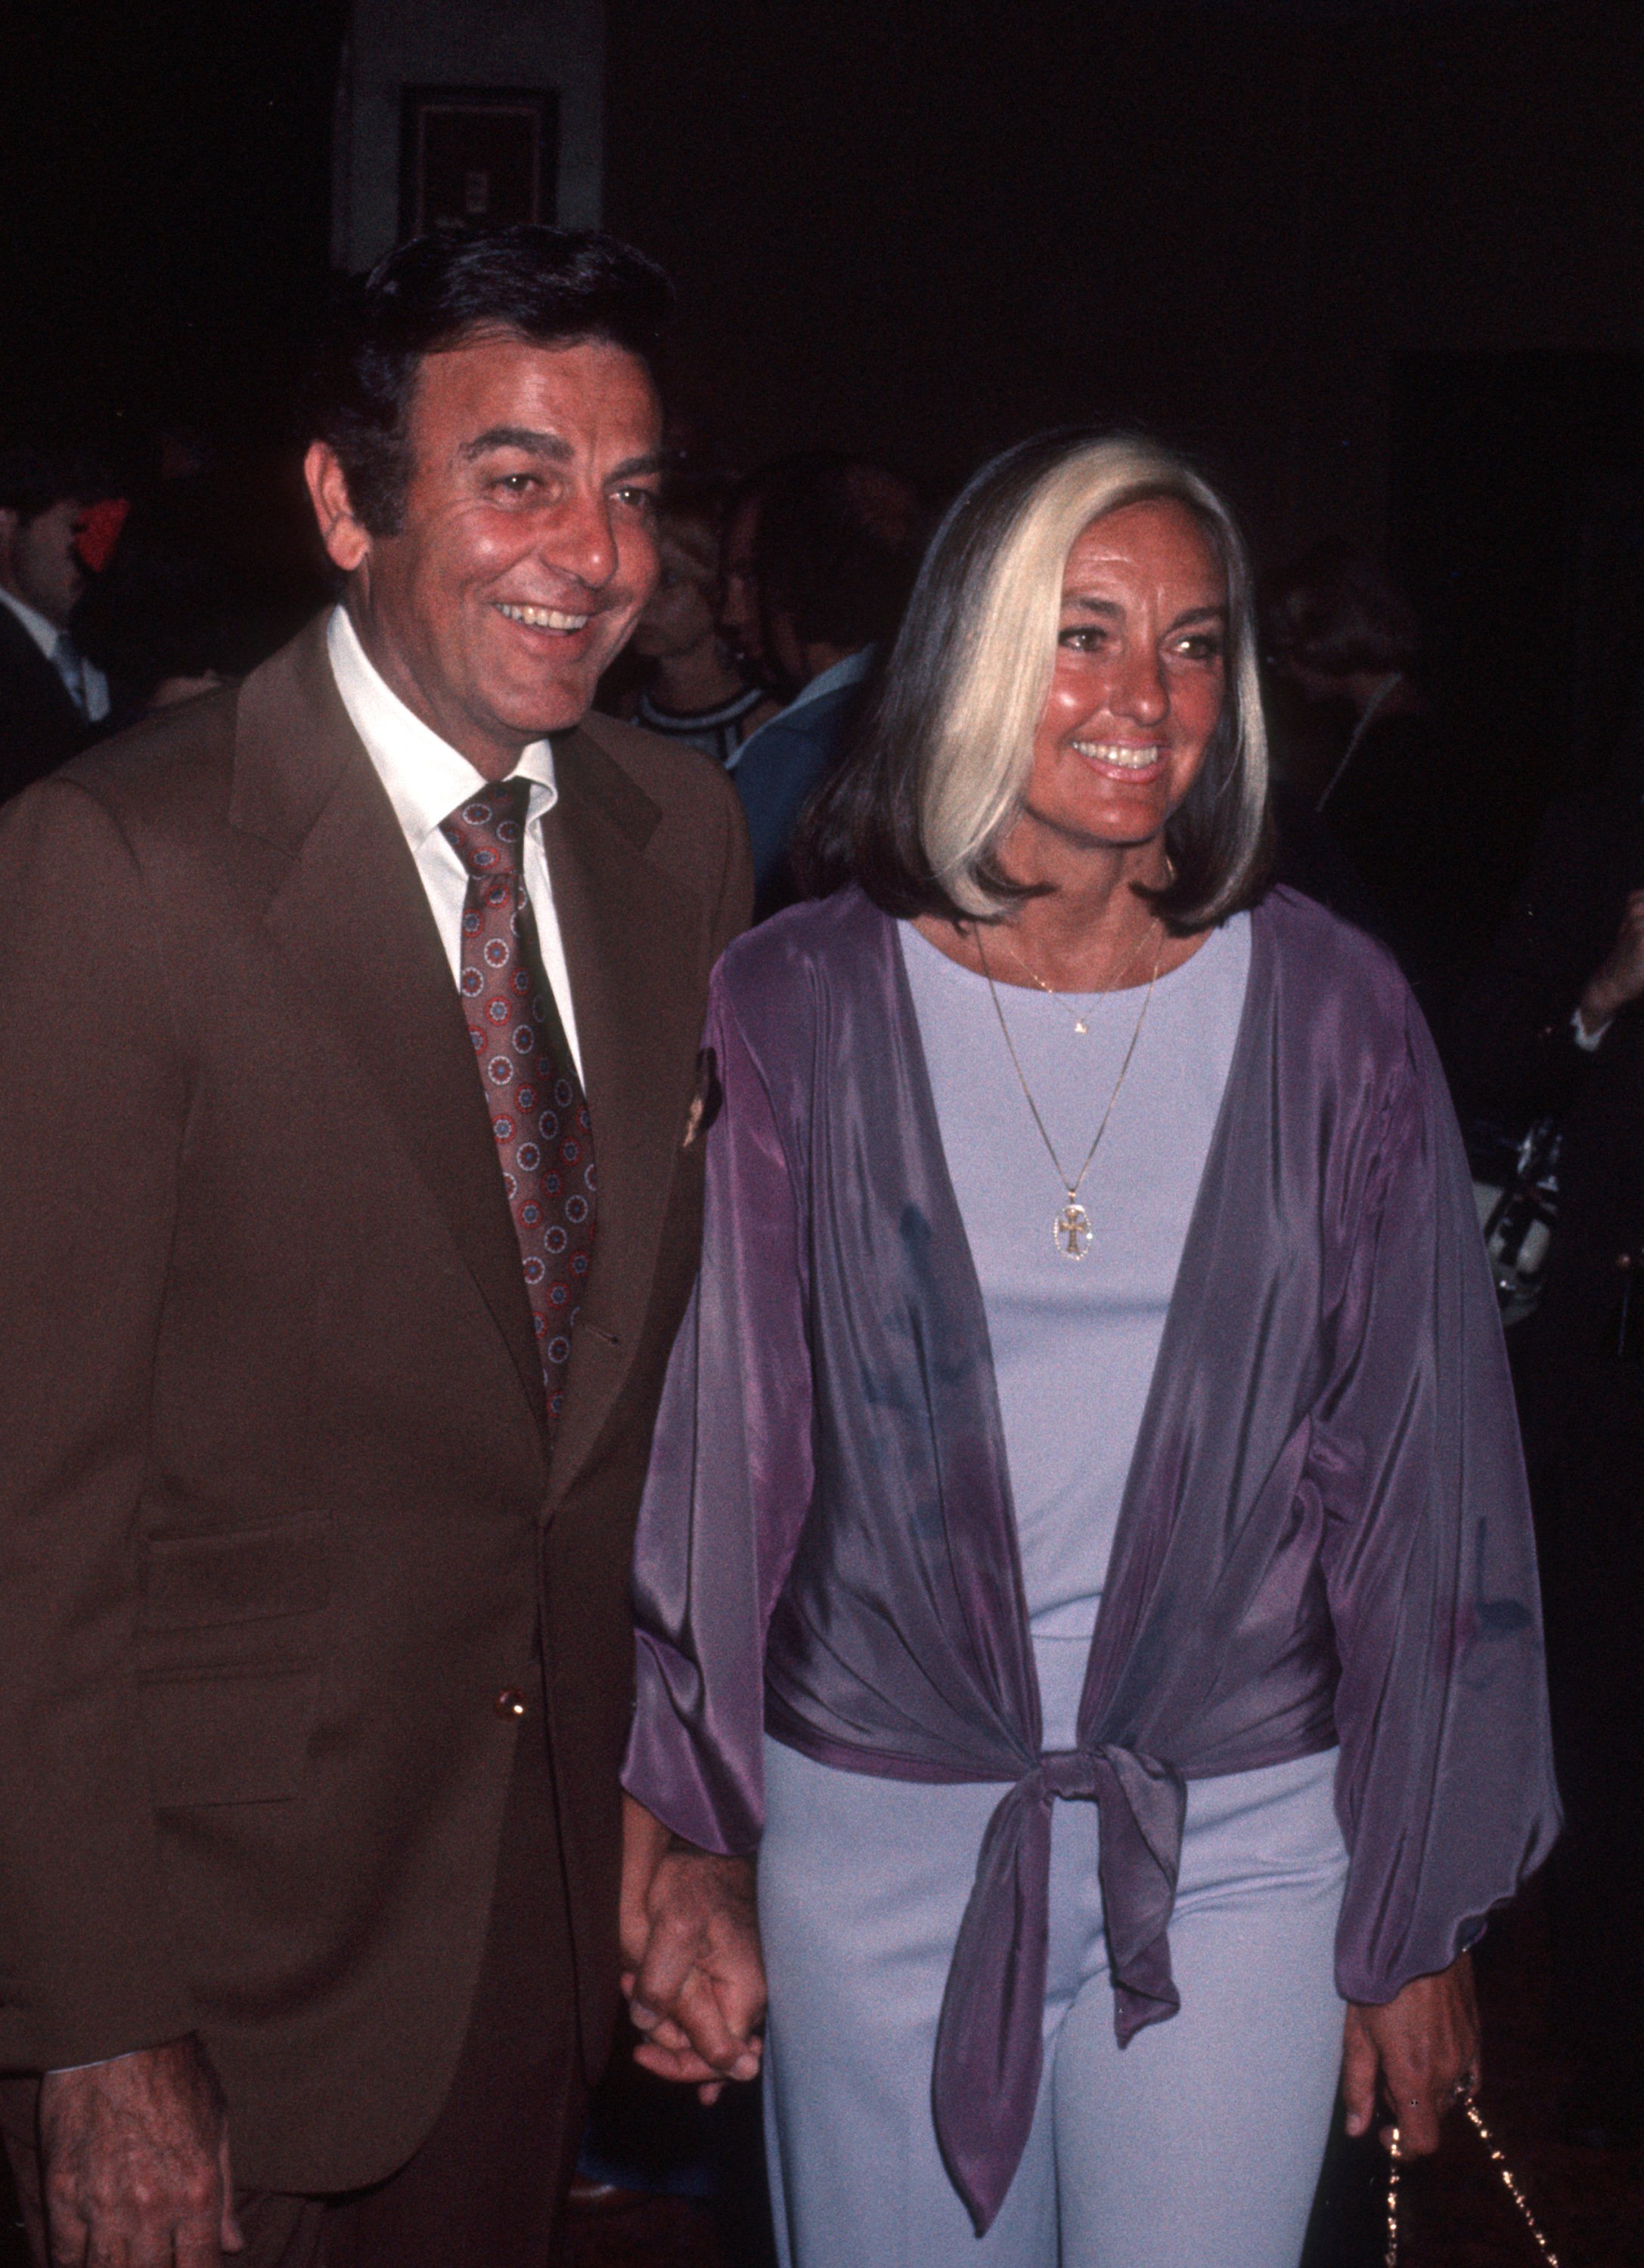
top-left (1255, 885), bottom-right (1425, 1073)
top-left (715, 885), bottom-right (889, 1015)
top-left (1258, 885), bottom-right (1412, 1007)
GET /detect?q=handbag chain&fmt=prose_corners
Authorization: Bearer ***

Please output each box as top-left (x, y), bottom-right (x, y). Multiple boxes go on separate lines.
top-left (1384, 2096), bottom-right (1562, 2266)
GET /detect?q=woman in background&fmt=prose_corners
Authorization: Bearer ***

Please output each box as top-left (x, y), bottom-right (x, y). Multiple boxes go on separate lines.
top-left (622, 476), bottom-right (777, 763)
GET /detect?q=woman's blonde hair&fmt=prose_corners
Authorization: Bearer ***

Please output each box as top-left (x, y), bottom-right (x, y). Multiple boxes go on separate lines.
top-left (798, 431), bottom-right (1270, 931)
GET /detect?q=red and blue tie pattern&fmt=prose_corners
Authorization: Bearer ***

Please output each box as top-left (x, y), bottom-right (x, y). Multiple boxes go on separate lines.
top-left (440, 782), bottom-right (596, 1424)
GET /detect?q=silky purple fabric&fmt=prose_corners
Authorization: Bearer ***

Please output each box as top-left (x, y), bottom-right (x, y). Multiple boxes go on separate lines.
top-left (625, 885), bottom-right (1559, 2233)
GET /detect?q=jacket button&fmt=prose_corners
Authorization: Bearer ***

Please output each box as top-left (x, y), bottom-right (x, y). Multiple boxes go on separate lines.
top-left (494, 1688), bottom-right (526, 1719)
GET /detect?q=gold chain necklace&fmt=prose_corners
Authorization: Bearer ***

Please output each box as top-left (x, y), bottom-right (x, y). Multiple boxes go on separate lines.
top-left (994, 920), bottom-right (1155, 1037)
top-left (977, 922), bottom-right (1165, 1259)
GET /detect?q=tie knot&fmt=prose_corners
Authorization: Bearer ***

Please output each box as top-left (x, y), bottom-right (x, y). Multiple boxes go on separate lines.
top-left (439, 779), bottom-right (530, 878)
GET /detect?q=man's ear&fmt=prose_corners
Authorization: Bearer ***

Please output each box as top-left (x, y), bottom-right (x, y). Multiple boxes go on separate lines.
top-left (303, 442), bottom-right (372, 574)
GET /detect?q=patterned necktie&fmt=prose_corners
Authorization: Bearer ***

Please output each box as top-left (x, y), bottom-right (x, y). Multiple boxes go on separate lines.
top-left (439, 780), bottom-right (597, 1425)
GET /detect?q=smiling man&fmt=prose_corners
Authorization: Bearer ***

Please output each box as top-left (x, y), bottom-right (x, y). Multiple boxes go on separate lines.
top-left (0, 228), bottom-right (750, 2268)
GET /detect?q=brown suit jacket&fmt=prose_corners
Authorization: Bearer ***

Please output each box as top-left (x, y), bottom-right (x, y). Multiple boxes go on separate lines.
top-left (0, 617), bottom-right (751, 2190)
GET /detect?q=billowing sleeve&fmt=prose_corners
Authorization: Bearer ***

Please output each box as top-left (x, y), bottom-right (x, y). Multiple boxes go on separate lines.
top-left (1313, 996), bottom-right (1561, 2004)
top-left (622, 967), bottom-right (814, 1854)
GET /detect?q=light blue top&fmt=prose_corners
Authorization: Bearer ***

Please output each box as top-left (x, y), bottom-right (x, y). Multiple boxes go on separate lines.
top-left (899, 914), bottom-right (1250, 1738)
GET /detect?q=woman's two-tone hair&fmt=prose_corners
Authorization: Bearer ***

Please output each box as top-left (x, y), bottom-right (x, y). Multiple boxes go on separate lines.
top-left (795, 431), bottom-right (1271, 931)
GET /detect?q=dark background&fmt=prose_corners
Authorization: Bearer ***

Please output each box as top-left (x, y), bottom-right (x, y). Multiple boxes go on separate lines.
top-left (3, 0), bottom-right (1642, 943)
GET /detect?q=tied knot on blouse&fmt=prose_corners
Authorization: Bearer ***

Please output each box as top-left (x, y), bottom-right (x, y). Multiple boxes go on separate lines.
top-left (932, 1740), bottom-right (1186, 2232)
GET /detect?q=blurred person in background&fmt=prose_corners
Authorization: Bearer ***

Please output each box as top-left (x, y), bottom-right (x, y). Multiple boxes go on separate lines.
top-left (718, 466), bottom-right (771, 687)
top-left (1263, 542), bottom-right (1451, 992)
top-left (1450, 696), bottom-right (1644, 2147)
top-left (622, 475), bottom-right (778, 761)
top-left (728, 448), bottom-right (920, 917)
top-left (73, 473), bottom-right (326, 715)
top-left (0, 442), bottom-right (121, 798)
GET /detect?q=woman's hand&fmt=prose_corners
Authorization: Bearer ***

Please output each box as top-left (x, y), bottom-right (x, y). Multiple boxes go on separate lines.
top-left (1342, 1951), bottom-right (1480, 2155)
top-left (619, 1792), bottom-right (766, 2103)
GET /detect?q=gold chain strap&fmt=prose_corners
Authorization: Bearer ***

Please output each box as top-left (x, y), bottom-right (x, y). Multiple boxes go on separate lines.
top-left (1384, 2097), bottom-right (1562, 2266)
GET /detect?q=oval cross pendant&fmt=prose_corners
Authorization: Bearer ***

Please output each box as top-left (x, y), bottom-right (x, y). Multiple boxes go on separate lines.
top-left (1053, 1201), bottom-right (1093, 1259)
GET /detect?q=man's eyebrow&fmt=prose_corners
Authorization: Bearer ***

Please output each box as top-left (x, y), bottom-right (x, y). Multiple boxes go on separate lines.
top-left (607, 451), bottom-right (669, 484)
top-left (459, 426), bottom-right (572, 463)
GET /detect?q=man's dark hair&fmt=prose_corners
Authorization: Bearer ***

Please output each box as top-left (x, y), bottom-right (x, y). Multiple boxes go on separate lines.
top-left (754, 451), bottom-right (921, 659)
top-left (312, 225), bottom-right (675, 539)
top-left (0, 442), bottom-right (118, 525)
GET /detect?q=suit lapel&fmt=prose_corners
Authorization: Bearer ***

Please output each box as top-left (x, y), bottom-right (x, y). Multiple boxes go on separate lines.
top-left (230, 621), bottom-right (549, 1432)
top-left (543, 724), bottom-right (708, 1497)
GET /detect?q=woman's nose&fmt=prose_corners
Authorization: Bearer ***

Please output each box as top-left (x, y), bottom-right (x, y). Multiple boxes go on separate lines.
top-left (1111, 646), bottom-right (1168, 723)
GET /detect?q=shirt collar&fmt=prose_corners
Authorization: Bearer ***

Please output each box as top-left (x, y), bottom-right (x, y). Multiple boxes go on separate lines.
top-left (785, 644), bottom-right (873, 717)
top-left (0, 585), bottom-right (67, 664)
top-left (325, 605), bottom-right (559, 851)
top-left (724, 644), bottom-right (873, 773)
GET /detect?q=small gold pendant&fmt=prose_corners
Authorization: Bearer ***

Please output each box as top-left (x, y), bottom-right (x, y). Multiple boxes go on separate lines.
top-left (1073, 1018), bottom-right (1089, 1035)
top-left (1053, 1201), bottom-right (1093, 1259)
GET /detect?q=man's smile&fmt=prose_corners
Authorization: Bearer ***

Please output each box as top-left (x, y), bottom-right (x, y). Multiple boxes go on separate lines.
top-left (493, 601), bottom-right (594, 633)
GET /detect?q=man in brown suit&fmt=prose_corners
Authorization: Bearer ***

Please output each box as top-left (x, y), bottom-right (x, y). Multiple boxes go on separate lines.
top-left (0, 226), bottom-right (749, 2266)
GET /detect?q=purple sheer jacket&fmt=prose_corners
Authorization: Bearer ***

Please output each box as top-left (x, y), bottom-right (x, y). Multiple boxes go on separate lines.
top-left (624, 885), bottom-right (1559, 2233)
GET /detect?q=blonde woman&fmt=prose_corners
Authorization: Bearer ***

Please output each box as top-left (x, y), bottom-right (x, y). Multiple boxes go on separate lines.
top-left (619, 433), bottom-right (1557, 2267)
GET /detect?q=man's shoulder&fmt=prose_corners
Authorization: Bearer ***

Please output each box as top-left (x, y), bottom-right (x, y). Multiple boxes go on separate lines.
top-left (45, 683), bottom-right (240, 841)
top-left (569, 707), bottom-right (745, 875)
top-left (575, 707), bottom-right (740, 811)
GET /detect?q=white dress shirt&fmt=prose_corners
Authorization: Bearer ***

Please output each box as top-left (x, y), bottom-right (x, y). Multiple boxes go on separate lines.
top-left (327, 606), bottom-right (583, 1080)
top-left (0, 584), bottom-right (111, 722)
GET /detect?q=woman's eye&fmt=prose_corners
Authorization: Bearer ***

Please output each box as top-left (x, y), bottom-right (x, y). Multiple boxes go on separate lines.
top-left (1173, 634), bottom-right (1224, 662)
top-left (494, 473), bottom-right (539, 499)
top-left (1058, 627), bottom-right (1105, 652)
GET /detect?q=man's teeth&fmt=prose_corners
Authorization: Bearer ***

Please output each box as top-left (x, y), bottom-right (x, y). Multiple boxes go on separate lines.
top-left (497, 603), bottom-right (591, 631)
top-left (1072, 742), bottom-right (1163, 769)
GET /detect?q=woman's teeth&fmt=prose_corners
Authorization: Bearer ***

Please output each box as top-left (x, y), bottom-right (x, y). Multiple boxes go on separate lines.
top-left (1072, 742), bottom-right (1163, 769)
top-left (496, 603), bottom-right (591, 631)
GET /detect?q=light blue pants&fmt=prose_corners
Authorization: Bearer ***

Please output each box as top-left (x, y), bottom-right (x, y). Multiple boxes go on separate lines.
top-left (758, 1701), bottom-right (1348, 2268)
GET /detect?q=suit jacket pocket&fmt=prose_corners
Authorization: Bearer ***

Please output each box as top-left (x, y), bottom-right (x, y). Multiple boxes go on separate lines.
top-left (141, 1513), bottom-right (331, 1631)
top-left (144, 1663), bottom-right (324, 1808)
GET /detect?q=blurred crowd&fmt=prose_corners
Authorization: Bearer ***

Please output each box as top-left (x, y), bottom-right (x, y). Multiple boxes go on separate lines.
top-left (5, 389), bottom-right (1644, 2189)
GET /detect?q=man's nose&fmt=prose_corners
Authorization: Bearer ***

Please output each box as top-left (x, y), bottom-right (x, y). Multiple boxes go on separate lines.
top-left (547, 487), bottom-right (619, 590)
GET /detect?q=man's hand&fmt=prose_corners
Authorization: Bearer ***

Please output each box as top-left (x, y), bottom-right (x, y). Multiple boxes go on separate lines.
top-left (619, 1794), bottom-right (765, 2105)
top-left (1342, 1952), bottom-right (1481, 2155)
top-left (1578, 888), bottom-right (1644, 1035)
top-left (39, 2035), bottom-right (243, 2266)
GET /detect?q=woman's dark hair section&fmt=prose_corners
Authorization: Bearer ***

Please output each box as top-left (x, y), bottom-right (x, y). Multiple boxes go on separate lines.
top-left (311, 225), bottom-right (675, 539)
